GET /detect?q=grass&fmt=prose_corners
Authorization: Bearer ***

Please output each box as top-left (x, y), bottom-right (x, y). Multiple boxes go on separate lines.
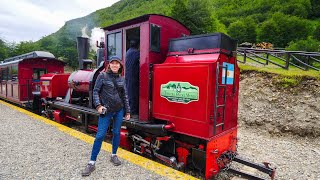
top-left (238, 59), bottom-right (320, 88)
top-left (277, 77), bottom-right (301, 88)
top-left (238, 63), bottom-right (320, 79)
top-left (237, 54), bottom-right (320, 80)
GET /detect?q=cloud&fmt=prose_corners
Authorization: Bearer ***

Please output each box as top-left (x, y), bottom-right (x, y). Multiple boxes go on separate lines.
top-left (0, 0), bottom-right (120, 43)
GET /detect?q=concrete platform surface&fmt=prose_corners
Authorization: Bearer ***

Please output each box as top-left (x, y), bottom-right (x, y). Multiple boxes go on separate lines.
top-left (0, 100), bottom-right (197, 180)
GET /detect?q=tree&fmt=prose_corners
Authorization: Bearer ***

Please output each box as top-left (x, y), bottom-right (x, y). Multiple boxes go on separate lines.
top-left (257, 19), bottom-right (281, 46)
top-left (0, 39), bottom-right (8, 60)
top-left (38, 35), bottom-right (56, 52)
top-left (273, 0), bottom-right (311, 18)
top-left (286, 37), bottom-right (320, 52)
top-left (5, 42), bottom-right (16, 58)
top-left (171, 0), bottom-right (214, 35)
top-left (171, 0), bottom-right (187, 23)
top-left (55, 35), bottom-right (78, 69)
top-left (309, 0), bottom-right (320, 19)
top-left (314, 24), bottom-right (320, 41)
top-left (211, 17), bottom-right (227, 34)
top-left (228, 18), bottom-right (256, 43)
top-left (257, 12), bottom-right (311, 47)
top-left (11, 41), bottom-right (40, 57)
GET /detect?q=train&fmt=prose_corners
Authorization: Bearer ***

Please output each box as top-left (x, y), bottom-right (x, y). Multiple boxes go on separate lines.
top-left (0, 14), bottom-right (275, 179)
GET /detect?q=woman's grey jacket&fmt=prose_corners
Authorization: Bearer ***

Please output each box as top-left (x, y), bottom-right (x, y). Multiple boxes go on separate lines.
top-left (93, 72), bottom-right (130, 114)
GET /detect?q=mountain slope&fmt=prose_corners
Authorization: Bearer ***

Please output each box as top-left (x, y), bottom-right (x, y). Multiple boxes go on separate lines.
top-left (1, 0), bottom-right (319, 67)
top-left (49, 0), bottom-right (174, 41)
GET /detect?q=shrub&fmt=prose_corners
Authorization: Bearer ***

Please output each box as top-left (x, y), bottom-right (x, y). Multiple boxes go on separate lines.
top-left (286, 37), bottom-right (320, 52)
top-left (286, 37), bottom-right (320, 69)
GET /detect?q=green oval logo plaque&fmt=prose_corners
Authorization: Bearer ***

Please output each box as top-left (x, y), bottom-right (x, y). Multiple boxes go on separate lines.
top-left (160, 81), bottom-right (199, 104)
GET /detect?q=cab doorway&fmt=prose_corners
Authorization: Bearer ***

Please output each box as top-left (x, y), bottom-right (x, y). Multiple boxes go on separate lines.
top-left (125, 27), bottom-right (140, 118)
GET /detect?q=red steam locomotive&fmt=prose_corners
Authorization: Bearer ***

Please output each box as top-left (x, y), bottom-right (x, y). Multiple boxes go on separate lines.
top-left (0, 14), bottom-right (275, 179)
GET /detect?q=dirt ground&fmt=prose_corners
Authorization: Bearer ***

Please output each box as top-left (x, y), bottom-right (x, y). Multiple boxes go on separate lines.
top-left (227, 72), bottom-right (320, 179)
top-left (238, 72), bottom-right (320, 137)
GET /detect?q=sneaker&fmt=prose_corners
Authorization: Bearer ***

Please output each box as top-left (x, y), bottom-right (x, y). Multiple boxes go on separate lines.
top-left (81, 163), bottom-right (95, 176)
top-left (110, 155), bottom-right (121, 166)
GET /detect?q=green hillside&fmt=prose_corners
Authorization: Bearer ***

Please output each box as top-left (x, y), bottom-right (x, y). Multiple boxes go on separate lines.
top-left (1, 0), bottom-right (320, 69)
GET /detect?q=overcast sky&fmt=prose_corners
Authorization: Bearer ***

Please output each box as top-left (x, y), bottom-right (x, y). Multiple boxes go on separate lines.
top-left (0, 0), bottom-right (120, 43)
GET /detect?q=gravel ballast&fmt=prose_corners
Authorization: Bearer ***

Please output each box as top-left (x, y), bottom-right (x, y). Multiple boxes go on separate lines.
top-left (235, 127), bottom-right (320, 180)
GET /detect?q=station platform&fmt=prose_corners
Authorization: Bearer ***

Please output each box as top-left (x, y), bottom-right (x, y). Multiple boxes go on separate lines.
top-left (0, 100), bottom-right (197, 180)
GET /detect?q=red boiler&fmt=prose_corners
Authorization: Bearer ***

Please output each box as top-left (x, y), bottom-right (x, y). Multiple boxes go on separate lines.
top-left (68, 70), bottom-right (95, 92)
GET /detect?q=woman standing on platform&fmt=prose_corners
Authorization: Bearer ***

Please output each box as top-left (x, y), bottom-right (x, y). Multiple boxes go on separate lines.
top-left (82, 56), bottom-right (131, 176)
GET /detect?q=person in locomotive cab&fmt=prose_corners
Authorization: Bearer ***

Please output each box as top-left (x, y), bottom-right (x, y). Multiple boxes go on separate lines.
top-left (82, 56), bottom-right (131, 176)
top-left (125, 40), bottom-right (140, 117)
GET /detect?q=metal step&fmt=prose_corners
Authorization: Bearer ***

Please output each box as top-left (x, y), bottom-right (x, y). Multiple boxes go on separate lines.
top-left (48, 101), bottom-right (99, 116)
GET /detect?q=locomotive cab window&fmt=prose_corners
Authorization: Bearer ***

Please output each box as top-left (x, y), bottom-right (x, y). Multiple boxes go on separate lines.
top-left (107, 31), bottom-right (122, 60)
top-left (33, 68), bottom-right (46, 82)
top-left (150, 24), bottom-right (161, 52)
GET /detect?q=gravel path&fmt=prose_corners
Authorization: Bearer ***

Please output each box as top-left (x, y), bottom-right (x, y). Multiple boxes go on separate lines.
top-left (0, 103), bottom-right (168, 180)
top-left (234, 127), bottom-right (320, 180)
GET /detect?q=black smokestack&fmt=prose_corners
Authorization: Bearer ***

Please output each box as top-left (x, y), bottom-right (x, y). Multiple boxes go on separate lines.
top-left (77, 37), bottom-right (89, 69)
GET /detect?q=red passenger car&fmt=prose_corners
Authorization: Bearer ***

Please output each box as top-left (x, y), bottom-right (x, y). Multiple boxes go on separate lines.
top-left (0, 51), bottom-right (66, 109)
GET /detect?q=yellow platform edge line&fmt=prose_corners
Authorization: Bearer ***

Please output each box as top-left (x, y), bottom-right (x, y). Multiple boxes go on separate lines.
top-left (0, 100), bottom-right (199, 180)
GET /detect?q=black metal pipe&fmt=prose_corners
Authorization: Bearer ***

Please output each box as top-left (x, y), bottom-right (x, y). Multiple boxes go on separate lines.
top-left (77, 37), bottom-right (89, 70)
top-left (233, 156), bottom-right (275, 176)
top-left (228, 168), bottom-right (265, 180)
top-left (46, 100), bottom-right (169, 135)
top-left (122, 120), bottom-right (168, 136)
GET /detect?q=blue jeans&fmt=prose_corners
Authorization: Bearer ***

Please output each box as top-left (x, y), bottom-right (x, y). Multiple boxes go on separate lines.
top-left (90, 108), bottom-right (124, 161)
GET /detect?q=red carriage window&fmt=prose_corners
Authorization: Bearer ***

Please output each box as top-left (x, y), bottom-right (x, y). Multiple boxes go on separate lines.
top-left (39, 70), bottom-right (45, 76)
top-left (7, 67), bottom-right (12, 80)
top-left (33, 68), bottom-right (46, 82)
top-left (11, 65), bottom-right (18, 81)
top-left (1, 67), bottom-right (9, 81)
top-left (0, 68), bottom-right (2, 80)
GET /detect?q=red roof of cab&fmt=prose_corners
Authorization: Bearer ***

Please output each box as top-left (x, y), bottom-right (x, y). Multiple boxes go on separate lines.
top-left (102, 14), bottom-right (189, 32)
